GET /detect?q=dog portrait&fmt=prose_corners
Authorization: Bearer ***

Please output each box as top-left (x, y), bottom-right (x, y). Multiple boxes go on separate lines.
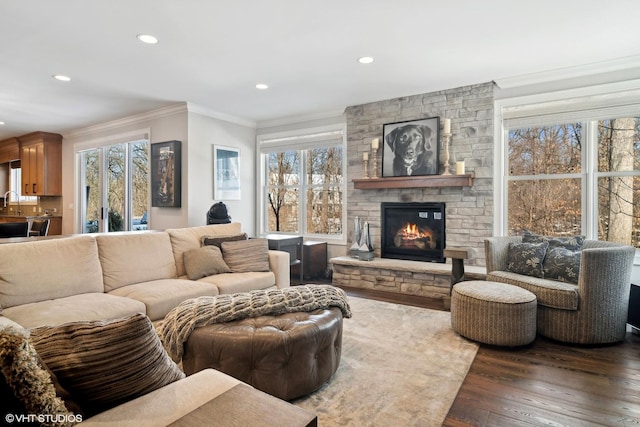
top-left (382, 117), bottom-right (439, 177)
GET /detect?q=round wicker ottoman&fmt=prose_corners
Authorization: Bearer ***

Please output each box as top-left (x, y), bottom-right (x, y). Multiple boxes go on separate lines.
top-left (451, 280), bottom-right (537, 346)
top-left (182, 307), bottom-right (343, 401)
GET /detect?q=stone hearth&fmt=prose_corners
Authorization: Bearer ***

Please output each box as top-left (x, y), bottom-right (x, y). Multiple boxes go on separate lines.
top-left (331, 256), bottom-right (485, 307)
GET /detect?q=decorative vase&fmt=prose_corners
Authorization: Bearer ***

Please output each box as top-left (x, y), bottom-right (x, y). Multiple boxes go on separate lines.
top-left (350, 216), bottom-right (361, 258)
top-left (358, 221), bottom-right (374, 261)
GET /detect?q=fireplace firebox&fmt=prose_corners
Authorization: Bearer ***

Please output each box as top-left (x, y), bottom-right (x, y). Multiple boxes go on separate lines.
top-left (380, 202), bottom-right (445, 263)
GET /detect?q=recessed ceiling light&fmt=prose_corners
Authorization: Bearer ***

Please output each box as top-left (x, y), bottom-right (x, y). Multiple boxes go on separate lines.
top-left (137, 34), bottom-right (159, 44)
top-left (256, 83), bottom-right (269, 90)
top-left (358, 56), bottom-right (375, 64)
top-left (0, 122), bottom-right (4, 126)
top-left (53, 75), bottom-right (71, 82)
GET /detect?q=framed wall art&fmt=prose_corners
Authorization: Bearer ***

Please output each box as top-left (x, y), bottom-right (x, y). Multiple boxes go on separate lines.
top-left (382, 116), bottom-right (440, 177)
top-left (213, 145), bottom-right (241, 200)
top-left (151, 140), bottom-right (181, 207)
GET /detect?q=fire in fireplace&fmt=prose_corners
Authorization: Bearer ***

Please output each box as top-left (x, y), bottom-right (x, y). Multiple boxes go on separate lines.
top-left (381, 202), bottom-right (445, 263)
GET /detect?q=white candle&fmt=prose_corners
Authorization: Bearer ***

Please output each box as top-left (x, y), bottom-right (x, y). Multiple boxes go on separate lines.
top-left (456, 160), bottom-right (465, 175)
top-left (363, 152), bottom-right (369, 160)
top-left (443, 118), bottom-right (451, 135)
top-left (371, 138), bottom-right (379, 150)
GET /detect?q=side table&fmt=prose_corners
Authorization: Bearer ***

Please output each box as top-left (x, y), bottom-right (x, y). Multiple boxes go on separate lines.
top-left (265, 234), bottom-right (303, 284)
top-left (444, 247), bottom-right (471, 292)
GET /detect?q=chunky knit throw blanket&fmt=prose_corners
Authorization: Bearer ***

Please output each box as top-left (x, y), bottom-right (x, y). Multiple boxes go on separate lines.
top-left (160, 284), bottom-right (352, 362)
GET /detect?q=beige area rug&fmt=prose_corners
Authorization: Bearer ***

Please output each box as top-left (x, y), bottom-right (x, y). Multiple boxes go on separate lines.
top-left (292, 296), bottom-right (479, 427)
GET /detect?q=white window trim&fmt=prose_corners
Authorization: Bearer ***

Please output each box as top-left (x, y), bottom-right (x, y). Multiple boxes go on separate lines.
top-left (494, 80), bottom-right (640, 265)
top-left (256, 123), bottom-right (347, 244)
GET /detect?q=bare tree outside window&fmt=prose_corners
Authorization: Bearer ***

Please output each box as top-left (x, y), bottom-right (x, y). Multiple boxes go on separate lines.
top-left (507, 118), bottom-right (640, 247)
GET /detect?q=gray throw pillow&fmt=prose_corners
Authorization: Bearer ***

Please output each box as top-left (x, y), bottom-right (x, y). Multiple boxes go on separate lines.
top-left (29, 313), bottom-right (185, 418)
top-left (522, 230), bottom-right (585, 251)
top-left (543, 246), bottom-right (581, 283)
top-left (506, 241), bottom-right (549, 278)
top-left (183, 245), bottom-right (231, 280)
top-left (221, 238), bottom-right (270, 273)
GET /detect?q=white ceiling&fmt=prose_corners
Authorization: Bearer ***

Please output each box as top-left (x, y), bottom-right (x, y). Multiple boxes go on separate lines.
top-left (2, 0), bottom-right (640, 140)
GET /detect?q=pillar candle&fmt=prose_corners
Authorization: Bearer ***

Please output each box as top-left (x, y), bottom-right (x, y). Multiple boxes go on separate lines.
top-left (363, 152), bottom-right (369, 160)
top-left (443, 119), bottom-right (451, 135)
top-left (456, 161), bottom-right (465, 175)
top-left (371, 138), bottom-right (379, 150)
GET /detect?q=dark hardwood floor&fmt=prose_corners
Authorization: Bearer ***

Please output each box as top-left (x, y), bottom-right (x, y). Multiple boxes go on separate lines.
top-left (336, 285), bottom-right (640, 427)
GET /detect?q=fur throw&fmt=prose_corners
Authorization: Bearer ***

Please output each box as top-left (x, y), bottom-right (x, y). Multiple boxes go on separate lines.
top-left (0, 326), bottom-right (75, 427)
top-left (159, 285), bottom-right (351, 362)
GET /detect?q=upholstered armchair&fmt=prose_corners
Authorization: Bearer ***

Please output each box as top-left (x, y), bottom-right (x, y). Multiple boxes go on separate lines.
top-left (485, 236), bottom-right (635, 344)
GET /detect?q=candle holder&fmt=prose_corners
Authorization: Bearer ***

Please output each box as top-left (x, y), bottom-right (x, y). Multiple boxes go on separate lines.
top-left (372, 148), bottom-right (379, 178)
top-left (441, 132), bottom-right (452, 175)
top-left (363, 157), bottom-right (370, 179)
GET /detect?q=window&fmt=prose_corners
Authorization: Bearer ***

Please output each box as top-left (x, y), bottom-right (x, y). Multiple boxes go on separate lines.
top-left (75, 131), bottom-right (150, 233)
top-left (259, 126), bottom-right (345, 239)
top-left (498, 89), bottom-right (640, 247)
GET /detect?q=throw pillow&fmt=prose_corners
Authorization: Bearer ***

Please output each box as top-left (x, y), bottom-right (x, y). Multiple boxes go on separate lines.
top-left (543, 246), bottom-right (581, 283)
top-left (221, 238), bottom-right (270, 273)
top-left (522, 230), bottom-right (585, 251)
top-left (29, 313), bottom-right (185, 418)
top-left (505, 241), bottom-right (549, 278)
top-left (0, 325), bottom-right (76, 425)
top-left (183, 245), bottom-right (231, 280)
top-left (201, 233), bottom-right (248, 248)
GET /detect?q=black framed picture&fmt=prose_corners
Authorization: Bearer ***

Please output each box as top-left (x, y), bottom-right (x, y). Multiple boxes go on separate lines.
top-left (151, 140), bottom-right (181, 207)
top-left (382, 117), bottom-right (440, 177)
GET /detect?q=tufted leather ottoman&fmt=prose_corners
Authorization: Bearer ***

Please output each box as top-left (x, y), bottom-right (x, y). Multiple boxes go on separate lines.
top-left (182, 307), bottom-right (343, 401)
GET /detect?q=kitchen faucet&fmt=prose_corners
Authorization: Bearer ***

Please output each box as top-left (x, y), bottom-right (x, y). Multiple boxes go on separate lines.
top-left (3, 190), bottom-right (21, 216)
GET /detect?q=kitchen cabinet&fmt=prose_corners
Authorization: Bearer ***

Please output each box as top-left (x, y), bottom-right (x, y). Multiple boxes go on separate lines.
top-left (18, 132), bottom-right (62, 196)
top-left (0, 138), bottom-right (20, 164)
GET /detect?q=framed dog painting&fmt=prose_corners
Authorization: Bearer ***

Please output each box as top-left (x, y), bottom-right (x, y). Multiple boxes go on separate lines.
top-left (382, 117), bottom-right (440, 177)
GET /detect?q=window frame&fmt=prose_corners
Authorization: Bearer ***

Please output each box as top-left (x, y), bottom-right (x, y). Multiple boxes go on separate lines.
top-left (494, 80), bottom-right (640, 248)
top-left (256, 124), bottom-right (347, 243)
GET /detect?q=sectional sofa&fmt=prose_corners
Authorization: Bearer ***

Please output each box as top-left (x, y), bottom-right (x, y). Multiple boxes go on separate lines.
top-left (0, 222), bottom-right (289, 328)
top-left (0, 223), bottom-right (312, 425)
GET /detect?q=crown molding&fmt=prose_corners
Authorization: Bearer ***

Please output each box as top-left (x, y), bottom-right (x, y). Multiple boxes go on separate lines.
top-left (64, 103), bottom-right (187, 139)
top-left (256, 109), bottom-right (345, 129)
top-left (494, 55), bottom-right (640, 89)
top-left (187, 103), bottom-right (256, 128)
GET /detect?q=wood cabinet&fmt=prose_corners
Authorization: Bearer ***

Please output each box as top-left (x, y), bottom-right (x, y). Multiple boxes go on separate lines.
top-left (47, 216), bottom-right (62, 235)
top-left (0, 138), bottom-right (20, 164)
top-left (18, 132), bottom-right (62, 196)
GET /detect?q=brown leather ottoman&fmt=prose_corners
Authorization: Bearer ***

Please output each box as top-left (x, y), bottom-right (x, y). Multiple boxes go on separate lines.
top-left (182, 307), bottom-right (343, 401)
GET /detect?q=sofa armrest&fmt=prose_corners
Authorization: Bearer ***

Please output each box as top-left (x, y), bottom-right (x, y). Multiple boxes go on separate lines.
top-left (484, 236), bottom-right (522, 272)
top-left (268, 250), bottom-right (290, 289)
top-left (81, 369), bottom-right (241, 426)
top-left (578, 245), bottom-right (635, 306)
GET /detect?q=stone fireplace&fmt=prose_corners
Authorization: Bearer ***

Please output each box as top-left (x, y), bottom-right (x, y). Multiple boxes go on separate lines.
top-left (331, 81), bottom-right (495, 305)
top-left (380, 202), bottom-right (446, 263)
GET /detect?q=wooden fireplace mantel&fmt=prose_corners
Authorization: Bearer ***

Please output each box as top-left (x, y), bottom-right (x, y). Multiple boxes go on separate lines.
top-left (352, 174), bottom-right (473, 190)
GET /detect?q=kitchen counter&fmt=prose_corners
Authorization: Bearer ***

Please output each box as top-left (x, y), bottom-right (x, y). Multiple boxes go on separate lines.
top-left (0, 215), bottom-right (63, 235)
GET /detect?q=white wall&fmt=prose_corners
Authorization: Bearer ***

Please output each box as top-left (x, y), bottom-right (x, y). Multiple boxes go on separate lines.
top-left (62, 105), bottom-right (189, 234)
top-left (187, 111), bottom-right (257, 235)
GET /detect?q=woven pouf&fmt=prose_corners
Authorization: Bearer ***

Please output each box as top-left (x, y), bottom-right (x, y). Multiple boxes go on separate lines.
top-left (451, 280), bottom-right (537, 346)
top-left (182, 307), bottom-right (343, 401)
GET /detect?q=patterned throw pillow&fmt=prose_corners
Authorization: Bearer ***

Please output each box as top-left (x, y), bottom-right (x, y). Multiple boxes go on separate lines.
top-left (221, 238), bottom-right (270, 273)
top-left (183, 245), bottom-right (231, 280)
top-left (522, 230), bottom-right (583, 282)
top-left (506, 241), bottom-right (549, 278)
top-left (29, 313), bottom-right (185, 417)
top-left (543, 247), bottom-right (581, 283)
top-left (201, 233), bottom-right (248, 248)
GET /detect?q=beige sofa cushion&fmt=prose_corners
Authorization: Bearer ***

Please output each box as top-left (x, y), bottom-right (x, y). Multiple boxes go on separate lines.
top-left (167, 223), bottom-right (242, 277)
top-left (198, 272), bottom-right (276, 294)
top-left (108, 279), bottom-right (220, 321)
top-left (0, 235), bottom-right (104, 308)
top-left (81, 369), bottom-right (241, 426)
top-left (1, 293), bottom-right (147, 329)
top-left (96, 232), bottom-right (178, 292)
